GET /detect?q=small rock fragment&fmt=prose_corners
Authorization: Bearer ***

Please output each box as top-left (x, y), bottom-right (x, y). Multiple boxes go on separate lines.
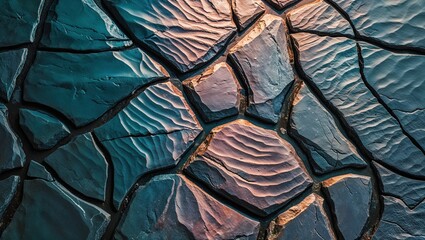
top-left (0, 49), bottom-right (27, 102)
top-left (0, 176), bottom-right (20, 219)
top-left (183, 62), bottom-right (241, 122)
top-left (27, 160), bottom-right (54, 182)
top-left (232, 0), bottom-right (265, 30)
top-left (19, 108), bottom-right (70, 150)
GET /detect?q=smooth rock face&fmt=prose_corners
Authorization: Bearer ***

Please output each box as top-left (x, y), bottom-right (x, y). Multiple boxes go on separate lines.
top-left (0, 49), bottom-right (28, 102)
top-left (287, 0), bottom-right (354, 36)
top-left (361, 43), bottom-right (425, 150)
top-left (45, 133), bottom-right (108, 201)
top-left (27, 160), bottom-right (54, 182)
top-left (185, 119), bottom-right (312, 216)
top-left (0, 176), bottom-right (20, 219)
top-left (0, 0), bottom-right (45, 47)
top-left (104, 0), bottom-right (236, 73)
top-left (40, 0), bottom-right (131, 50)
top-left (333, 0), bottom-right (425, 50)
top-left (264, 0), bottom-right (298, 10)
top-left (183, 62), bottom-right (241, 122)
top-left (267, 194), bottom-right (336, 240)
top-left (322, 174), bottom-right (372, 240)
top-left (232, 0), bottom-right (265, 30)
top-left (115, 174), bottom-right (260, 240)
top-left (291, 33), bottom-right (425, 178)
top-left (230, 14), bottom-right (294, 123)
top-left (2, 179), bottom-right (110, 240)
top-left (95, 82), bottom-right (202, 208)
top-left (290, 83), bottom-right (367, 174)
top-left (374, 196), bottom-right (425, 239)
top-left (24, 49), bottom-right (168, 127)
top-left (19, 108), bottom-right (70, 150)
top-left (0, 105), bottom-right (26, 173)
top-left (374, 162), bottom-right (425, 209)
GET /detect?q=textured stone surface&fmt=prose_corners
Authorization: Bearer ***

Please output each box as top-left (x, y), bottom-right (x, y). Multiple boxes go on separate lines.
top-left (0, 0), bottom-right (45, 47)
top-left (232, 0), bottom-right (265, 30)
top-left (19, 108), bottom-right (70, 150)
top-left (287, 0), bottom-right (354, 36)
top-left (322, 174), bottom-right (372, 240)
top-left (115, 174), bottom-right (260, 240)
top-left (104, 0), bottom-right (236, 73)
top-left (183, 62), bottom-right (241, 122)
top-left (95, 82), bottom-right (202, 208)
top-left (24, 49), bottom-right (168, 127)
top-left (2, 179), bottom-right (110, 240)
top-left (264, 0), bottom-right (298, 10)
top-left (185, 119), bottom-right (312, 216)
top-left (0, 105), bottom-right (25, 173)
top-left (27, 160), bottom-right (54, 182)
top-left (230, 14), bottom-right (294, 123)
top-left (361, 43), bottom-right (425, 150)
top-left (290, 83), bottom-right (367, 174)
top-left (374, 162), bottom-right (425, 209)
top-left (0, 49), bottom-right (27, 102)
top-left (45, 133), bottom-right (108, 201)
top-left (374, 196), bottom-right (425, 239)
top-left (292, 33), bottom-right (425, 178)
top-left (0, 176), bottom-right (20, 219)
top-left (267, 194), bottom-right (336, 240)
top-left (333, 0), bottom-right (425, 50)
top-left (40, 0), bottom-right (131, 50)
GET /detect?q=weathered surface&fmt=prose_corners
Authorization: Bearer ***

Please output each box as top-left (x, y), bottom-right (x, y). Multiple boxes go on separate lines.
top-left (115, 174), bottom-right (260, 240)
top-left (267, 194), bottom-right (336, 240)
top-left (374, 162), bottom-right (425, 209)
top-left (322, 174), bottom-right (372, 240)
top-left (287, 0), bottom-right (354, 36)
top-left (27, 160), bottom-right (54, 182)
top-left (95, 82), bottom-right (202, 208)
top-left (0, 0), bottom-right (45, 47)
top-left (230, 14), bottom-right (294, 123)
top-left (361, 43), bottom-right (425, 150)
top-left (24, 49), bottom-right (168, 127)
top-left (289, 83), bottom-right (366, 174)
top-left (104, 0), bottom-right (236, 73)
top-left (0, 176), bottom-right (20, 219)
top-left (333, 0), bottom-right (425, 50)
top-left (19, 108), bottom-right (70, 150)
top-left (185, 119), bottom-right (312, 216)
top-left (374, 196), bottom-right (425, 239)
top-left (2, 179), bottom-right (110, 240)
top-left (264, 0), bottom-right (298, 10)
top-left (183, 62), bottom-right (241, 122)
top-left (292, 33), bottom-right (425, 178)
top-left (0, 105), bottom-right (25, 173)
top-left (232, 0), bottom-right (265, 30)
top-left (40, 0), bottom-right (131, 50)
top-left (0, 49), bottom-right (27, 102)
top-left (45, 133), bottom-right (108, 201)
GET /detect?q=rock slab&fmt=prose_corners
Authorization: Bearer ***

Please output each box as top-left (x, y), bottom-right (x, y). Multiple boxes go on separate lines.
top-left (0, 49), bottom-right (27, 102)
top-left (0, 176), bottom-right (20, 219)
top-left (232, 0), bottom-right (265, 30)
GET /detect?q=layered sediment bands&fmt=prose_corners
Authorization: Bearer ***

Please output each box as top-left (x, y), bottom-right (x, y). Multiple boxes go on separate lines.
top-left (322, 174), bottom-right (372, 240)
top-left (291, 32), bottom-right (425, 178)
top-left (264, 0), bottom-right (299, 10)
top-left (229, 14), bottom-right (294, 124)
top-left (115, 174), bottom-right (260, 240)
top-left (40, 0), bottom-right (131, 50)
top-left (360, 43), bottom-right (425, 150)
top-left (0, 0), bottom-right (45, 47)
top-left (232, 0), bottom-right (265, 30)
top-left (24, 49), bottom-right (168, 127)
top-left (185, 119), bottom-right (312, 216)
top-left (332, 0), bottom-right (425, 50)
top-left (2, 179), bottom-right (110, 240)
top-left (0, 49), bottom-right (27, 102)
top-left (267, 194), bottom-right (336, 240)
top-left (287, 0), bottom-right (354, 37)
top-left (373, 162), bottom-right (425, 208)
top-left (374, 196), bottom-right (425, 239)
top-left (0, 176), bottom-right (20, 219)
top-left (95, 82), bottom-right (202, 208)
top-left (290, 83), bottom-right (367, 175)
top-left (104, 0), bottom-right (236, 73)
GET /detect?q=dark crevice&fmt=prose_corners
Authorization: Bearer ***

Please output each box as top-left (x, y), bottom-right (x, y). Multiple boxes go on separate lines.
top-left (37, 44), bottom-right (136, 54)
